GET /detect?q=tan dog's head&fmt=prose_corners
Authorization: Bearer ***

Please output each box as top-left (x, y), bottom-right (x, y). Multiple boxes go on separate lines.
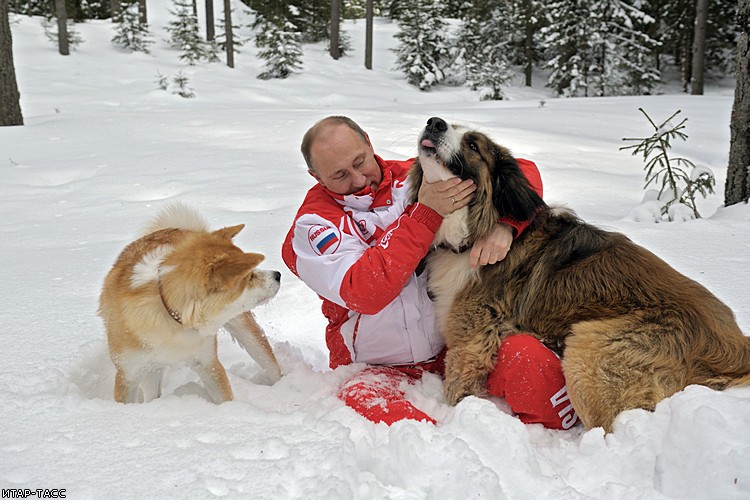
top-left (158, 224), bottom-right (281, 329)
top-left (410, 116), bottom-right (546, 240)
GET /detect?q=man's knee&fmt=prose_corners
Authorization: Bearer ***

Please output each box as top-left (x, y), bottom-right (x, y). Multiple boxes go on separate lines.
top-left (489, 334), bottom-right (579, 430)
top-left (499, 334), bottom-right (558, 367)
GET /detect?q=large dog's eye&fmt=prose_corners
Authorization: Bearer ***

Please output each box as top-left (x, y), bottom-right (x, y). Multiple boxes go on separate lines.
top-left (468, 141), bottom-right (479, 153)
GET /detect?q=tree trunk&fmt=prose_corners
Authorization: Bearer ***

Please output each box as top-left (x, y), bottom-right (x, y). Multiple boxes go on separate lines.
top-left (365, 0), bottom-right (372, 69)
top-left (524, 6), bottom-right (533, 87)
top-left (223, 0), bottom-right (233, 68)
top-left (1, 0), bottom-right (24, 126)
top-left (138, 0), bottom-right (147, 25)
top-left (55, 0), bottom-right (69, 55)
top-left (726, 0), bottom-right (750, 206)
top-left (682, 7), bottom-right (695, 92)
top-left (330, 0), bottom-right (340, 60)
top-left (690, 0), bottom-right (708, 95)
top-left (205, 0), bottom-right (214, 41)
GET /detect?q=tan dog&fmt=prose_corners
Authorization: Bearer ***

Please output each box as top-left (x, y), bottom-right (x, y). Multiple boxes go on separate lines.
top-left (409, 117), bottom-right (750, 431)
top-left (99, 203), bottom-right (282, 404)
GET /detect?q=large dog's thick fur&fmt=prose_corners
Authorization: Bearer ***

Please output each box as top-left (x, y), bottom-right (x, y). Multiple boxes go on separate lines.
top-left (409, 116), bottom-right (750, 431)
top-left (99, 203), bottom-right (282, 404)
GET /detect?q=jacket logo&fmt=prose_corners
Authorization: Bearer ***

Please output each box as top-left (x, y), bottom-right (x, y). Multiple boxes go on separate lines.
top-left (550, 385), bottom-right (579, 430)
top-left (309, 225), bottom-right (341, 255)
top-left (378, 217), bottom-right (402, 249)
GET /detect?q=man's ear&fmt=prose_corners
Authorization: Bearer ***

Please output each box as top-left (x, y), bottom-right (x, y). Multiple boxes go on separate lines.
top-left (309, 170), bottom-right (328, 190)
top-left (363, 132), bottom-right (374, 151)
top-left (308, 169), bottom-right (323, 184)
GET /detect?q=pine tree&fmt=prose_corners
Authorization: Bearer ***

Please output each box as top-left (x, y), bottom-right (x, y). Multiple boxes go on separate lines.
top-left (215, 4), bottom-right (244, 55)
top-left (459, 2), bottom-right (513, 100)
top-left (248, 0), bottom-right (330, 44)
top-left (254, 13), bottom-right (304, 79)
top-left (543, 0), bottom-right (659, 97)
top-left (507, 0), bottom-right (546, 87)
top-left (165, 0), bottom-right (219, 65)
top-left (542, 0), bottom-right (592, 96)
top-left (392, 0), bottom-right (450, 91)
top-left (328, 29), bottom-right (352, 58)
top-left (705, 0), bottom-right (741, 76)
top-left (647, 0), bottom-right (694, 89)
top-left (9, 0), bottom-right (50, 16)
top-left (79, 0), bottom-right (110, 19)
top-left (41, 3), bottom-right (83, 52)
top-left (602, 1), bottom-right (661, 96)
top-left (621, 109), bottom-right (715, 220)
top-left (289, 0), bottom-right (330, 43)
top-left (112, 0), bottom-right (153, 53)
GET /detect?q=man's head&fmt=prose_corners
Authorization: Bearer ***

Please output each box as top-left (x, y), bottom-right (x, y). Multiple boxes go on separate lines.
top-left (301, 116), bottom-right (383, 195)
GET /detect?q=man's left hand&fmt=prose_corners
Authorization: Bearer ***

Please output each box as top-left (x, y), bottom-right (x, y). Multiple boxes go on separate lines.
top-left (469, 223), bottom-right (513, 269)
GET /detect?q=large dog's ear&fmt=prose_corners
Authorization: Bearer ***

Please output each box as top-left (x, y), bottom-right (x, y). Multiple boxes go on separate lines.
top-left (407, 159), bottom-right (423, 203)
top-left (491, 147), bottom-right (546, 221)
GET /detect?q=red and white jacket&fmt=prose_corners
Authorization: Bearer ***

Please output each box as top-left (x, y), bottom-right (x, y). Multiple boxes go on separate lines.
top-left (282, 155), bottom-right (542, 369)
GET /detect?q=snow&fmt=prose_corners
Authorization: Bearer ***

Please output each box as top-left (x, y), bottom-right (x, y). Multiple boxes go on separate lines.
top-left (2, 4), bottom-right (750, 499)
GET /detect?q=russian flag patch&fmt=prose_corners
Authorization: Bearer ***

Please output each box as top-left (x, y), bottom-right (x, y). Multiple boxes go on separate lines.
top-left (308, 225), bottom-right (341, 256)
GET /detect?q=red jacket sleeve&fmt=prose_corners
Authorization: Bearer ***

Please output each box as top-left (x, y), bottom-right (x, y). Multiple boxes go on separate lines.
top-left (340, 202), bottom-right (441, 314)
top-left (282, 194), bottom-right (442, 316)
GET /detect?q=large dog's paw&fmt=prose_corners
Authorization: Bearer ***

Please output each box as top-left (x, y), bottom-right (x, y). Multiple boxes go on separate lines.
top-left (444, 374), bottom-right (485, 406)
top-left (444, 382), bottom-right (467, 406)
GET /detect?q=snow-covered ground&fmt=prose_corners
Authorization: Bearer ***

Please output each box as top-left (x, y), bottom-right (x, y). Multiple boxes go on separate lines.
top-left (2, 3), bottom-right (749, 499)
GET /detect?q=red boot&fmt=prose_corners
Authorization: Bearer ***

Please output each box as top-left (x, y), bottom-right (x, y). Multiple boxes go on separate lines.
top-left (486, 334), bottom-right (578, 430)
top-left (338, 366), bottom-right (436, 425)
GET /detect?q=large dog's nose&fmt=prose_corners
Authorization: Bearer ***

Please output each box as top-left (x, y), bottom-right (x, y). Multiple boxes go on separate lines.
top-left (426, 117), bottom-right (448, 134)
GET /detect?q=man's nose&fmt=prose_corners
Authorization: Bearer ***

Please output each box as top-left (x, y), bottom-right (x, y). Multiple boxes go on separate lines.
top-left (352, 169), bottom-right (368, 188)
top-left (426, 117), bottom-right (448, 134)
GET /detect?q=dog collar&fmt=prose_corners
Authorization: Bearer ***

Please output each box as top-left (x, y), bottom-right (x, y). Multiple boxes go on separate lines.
top-left (157, 269), bottom-right (183, 325)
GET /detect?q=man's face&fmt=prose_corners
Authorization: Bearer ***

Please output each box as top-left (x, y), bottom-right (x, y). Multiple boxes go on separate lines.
top-left (309, 124), bottom-right (382, 195)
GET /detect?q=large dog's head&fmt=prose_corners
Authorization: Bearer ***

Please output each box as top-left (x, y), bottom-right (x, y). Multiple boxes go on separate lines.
top-left (409, 117), bottom-right (545, 239)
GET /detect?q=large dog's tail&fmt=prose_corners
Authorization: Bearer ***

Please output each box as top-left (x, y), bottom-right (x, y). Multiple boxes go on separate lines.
top-left (724, 335), bottom-right (750, 388)
top-left (707, 333), bottom-right (750, 390)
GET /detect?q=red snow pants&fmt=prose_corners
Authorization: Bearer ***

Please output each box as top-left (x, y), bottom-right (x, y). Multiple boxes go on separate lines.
top-left (338, 334), bottom-right (578, 429)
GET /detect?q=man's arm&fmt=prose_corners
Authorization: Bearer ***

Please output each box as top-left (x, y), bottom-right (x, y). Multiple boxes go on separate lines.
top-left (282, 202), bottom-right (440, 315)
top-left (469, 158), bottom-right (543, 268)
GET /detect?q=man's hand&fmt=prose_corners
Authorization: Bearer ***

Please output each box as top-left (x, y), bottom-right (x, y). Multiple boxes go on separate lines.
top-left (418, 176), bottom-right (476, 216)
top-left (469, 222), bottom-right (513, 269)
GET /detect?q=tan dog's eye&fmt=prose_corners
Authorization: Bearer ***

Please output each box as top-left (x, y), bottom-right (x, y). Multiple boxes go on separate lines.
top-left (468, 141), bottom-right (479, 152)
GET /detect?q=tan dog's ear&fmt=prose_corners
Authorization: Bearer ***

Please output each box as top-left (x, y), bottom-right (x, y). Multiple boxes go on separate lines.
top-left (213, 224), bottom-right (245, 240)
top-left (243, 252), bottom-right (265, 269)
top-left (211, 252), bottom-right (265, 291)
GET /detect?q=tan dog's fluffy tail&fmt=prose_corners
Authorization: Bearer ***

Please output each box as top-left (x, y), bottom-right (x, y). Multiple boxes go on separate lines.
top-left (138, 202), bottom-right (208, 236)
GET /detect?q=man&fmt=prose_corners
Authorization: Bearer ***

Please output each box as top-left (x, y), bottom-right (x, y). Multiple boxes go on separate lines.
top-left (282, 116), bottom-right (578, 430)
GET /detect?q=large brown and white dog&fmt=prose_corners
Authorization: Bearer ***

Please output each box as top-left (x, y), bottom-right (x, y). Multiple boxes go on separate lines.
top-left (409, 116), bottom-right (750, 431)
top-left (99, 203), bottom-right (282, 404)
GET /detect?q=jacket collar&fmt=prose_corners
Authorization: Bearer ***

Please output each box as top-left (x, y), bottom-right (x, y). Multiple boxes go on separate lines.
top-left (321, 155), bottom-right (394, 211)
